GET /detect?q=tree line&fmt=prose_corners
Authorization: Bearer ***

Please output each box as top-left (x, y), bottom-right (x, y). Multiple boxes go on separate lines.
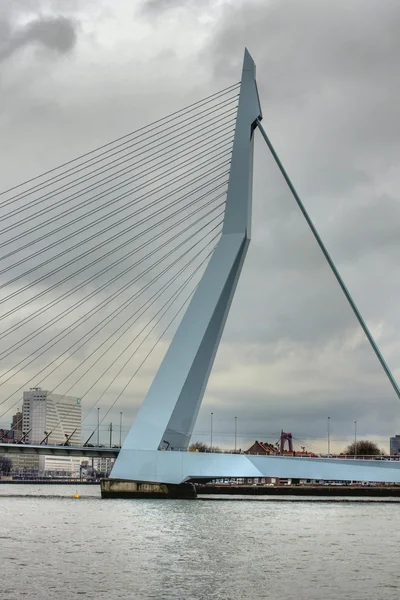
top-left (188, 439), bottom-right (386, 456)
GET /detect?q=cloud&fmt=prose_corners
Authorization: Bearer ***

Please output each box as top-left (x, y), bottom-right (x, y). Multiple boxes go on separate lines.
top-left (141, 0), bottom-right (210, 14)
top-left (0, 15), bottom-right (78, 63)
top-left (1, 0), bottom-right (400, 453)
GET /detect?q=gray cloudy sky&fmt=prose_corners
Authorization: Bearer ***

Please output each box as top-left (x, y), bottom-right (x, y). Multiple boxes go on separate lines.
top-left (1, 0), bottom-right (400, 453)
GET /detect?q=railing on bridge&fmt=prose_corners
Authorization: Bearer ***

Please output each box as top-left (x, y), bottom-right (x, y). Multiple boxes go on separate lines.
top-left (3, 441), bottom-right (400, 462)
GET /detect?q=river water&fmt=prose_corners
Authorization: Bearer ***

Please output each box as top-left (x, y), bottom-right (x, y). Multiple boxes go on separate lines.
top-left (1, 485), bottom-right (399, 600)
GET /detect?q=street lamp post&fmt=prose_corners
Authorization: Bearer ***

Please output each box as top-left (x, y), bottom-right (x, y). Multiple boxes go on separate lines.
top-left (327, 416), bottom-right (331, 455)
top-left (234, 416), bottom-right (237, 453)
top-left (354, 421), bottom-right (357, 458)
top-left (97, 407), bottom-right (100, 446)
top-left (210, 412), bottom-right (213, 453)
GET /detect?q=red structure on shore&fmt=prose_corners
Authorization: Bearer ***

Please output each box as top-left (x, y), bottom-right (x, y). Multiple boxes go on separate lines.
top-left (245, 432), bottom-right (319, 458)
top-left (279, 431), bottom-right (293, 454)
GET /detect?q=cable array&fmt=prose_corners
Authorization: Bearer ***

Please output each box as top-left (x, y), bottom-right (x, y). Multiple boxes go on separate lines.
top-left (0, 83), bottom-right (238, 447)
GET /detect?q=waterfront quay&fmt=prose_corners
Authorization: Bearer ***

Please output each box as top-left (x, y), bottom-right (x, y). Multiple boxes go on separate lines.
top-left (198, 483), bottom-right (400, 497)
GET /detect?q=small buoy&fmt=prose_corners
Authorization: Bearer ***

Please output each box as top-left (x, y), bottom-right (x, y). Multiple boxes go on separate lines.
top-left (74, 492), bottom-right (80, 499)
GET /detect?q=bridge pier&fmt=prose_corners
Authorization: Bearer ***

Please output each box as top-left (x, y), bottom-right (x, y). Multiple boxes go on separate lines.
top-left (100, 478), bottom-right (197, 499)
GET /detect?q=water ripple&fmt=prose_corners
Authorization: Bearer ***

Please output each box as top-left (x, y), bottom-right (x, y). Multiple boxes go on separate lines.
top-left (0, 485), bottom-right (399, 599)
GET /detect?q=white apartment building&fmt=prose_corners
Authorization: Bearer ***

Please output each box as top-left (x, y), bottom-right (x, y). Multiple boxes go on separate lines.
top-left (22, 387), bottom-right (82, 475)
top-left (93, 457), bottom-right (115, 477)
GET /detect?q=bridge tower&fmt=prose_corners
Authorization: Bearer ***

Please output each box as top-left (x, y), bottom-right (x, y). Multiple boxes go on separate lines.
top-left (107, 49), bottom-right (262, 496)
top-left (102, 50), bottom-right (400, 499)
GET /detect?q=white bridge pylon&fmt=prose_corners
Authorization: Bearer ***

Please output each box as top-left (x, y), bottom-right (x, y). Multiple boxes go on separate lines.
top-left (111, 50), bottom-right (400, 485)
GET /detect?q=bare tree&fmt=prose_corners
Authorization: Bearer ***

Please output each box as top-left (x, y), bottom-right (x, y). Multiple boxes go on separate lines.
top-left (344, 440), bottom-right (384, 457)
top-left (189, 441), bottom-right (221, 453)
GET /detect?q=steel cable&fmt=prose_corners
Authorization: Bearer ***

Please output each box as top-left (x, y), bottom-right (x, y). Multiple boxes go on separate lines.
top-left (0, 192), bottom-right (226, 326)
top-left (0, 174), bottom-right (228, 287)
top-left (89, 263), bottom-right (205, 440)
top-left (22, 234), bottom-right (219, 439)
top-left (0, 105), bottom-right (236, 224)
top-left (0, 82), bottom-right (239, 199)
top-left (0, 127), bottom-right (233, 237)
top-left (0, 202), bottom-right (225, 364)
top-left (0, 203), bottom-right (225, 362)
top-left (0, 149), bottom-right (231, 255)
top-left (0, 223), bottom-right (221, 419)
top-left (0, 226), bottom-right (221, 388)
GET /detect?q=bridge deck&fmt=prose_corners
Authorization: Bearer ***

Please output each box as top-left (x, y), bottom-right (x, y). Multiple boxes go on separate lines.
top-left (0, 443), bottom-right (119, 458)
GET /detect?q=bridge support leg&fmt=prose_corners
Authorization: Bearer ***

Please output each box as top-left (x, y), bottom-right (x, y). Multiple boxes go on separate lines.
top-left (100, 478), bottom-right (197, 499)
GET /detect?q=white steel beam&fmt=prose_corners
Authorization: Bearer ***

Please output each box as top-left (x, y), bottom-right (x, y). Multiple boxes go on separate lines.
top-left (112, 449), bottom-right (400, 485)
top-left (112, 49), bottom-right (261, 479)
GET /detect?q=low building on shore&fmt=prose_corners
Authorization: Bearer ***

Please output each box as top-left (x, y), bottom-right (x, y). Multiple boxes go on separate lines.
top-left (245, 440), bottom-right (277, 455)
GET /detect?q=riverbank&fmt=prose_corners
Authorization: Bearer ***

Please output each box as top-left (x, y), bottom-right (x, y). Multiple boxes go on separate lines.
top-left (2, 481), bottom-right (400, 497)
top-left (0, 479), bottom-right (98, 485)
top-left (197, 484), bottom-right (400, 497)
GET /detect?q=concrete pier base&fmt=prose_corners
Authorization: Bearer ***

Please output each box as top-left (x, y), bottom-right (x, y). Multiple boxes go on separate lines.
top-left (100, 478), bottom-right (197, 499)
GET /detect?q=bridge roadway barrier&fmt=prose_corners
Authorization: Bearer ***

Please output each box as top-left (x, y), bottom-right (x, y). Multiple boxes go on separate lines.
top-left (0, 443), bottom-right (119, 458)
top-left (197, 484), bottom-right (400, 498)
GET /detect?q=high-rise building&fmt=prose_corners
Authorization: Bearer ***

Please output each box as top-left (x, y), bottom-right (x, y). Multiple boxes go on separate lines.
top-left (0, 410), bottom-right (23, 443)
top-left (11, 410), bottom-right (23, 441)
top-left (390, 435), bottom-right (400, 456)
top-left (22, 388), bottom-right (81, 445)
top-left (22, 387), bottom-right (82, 474)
